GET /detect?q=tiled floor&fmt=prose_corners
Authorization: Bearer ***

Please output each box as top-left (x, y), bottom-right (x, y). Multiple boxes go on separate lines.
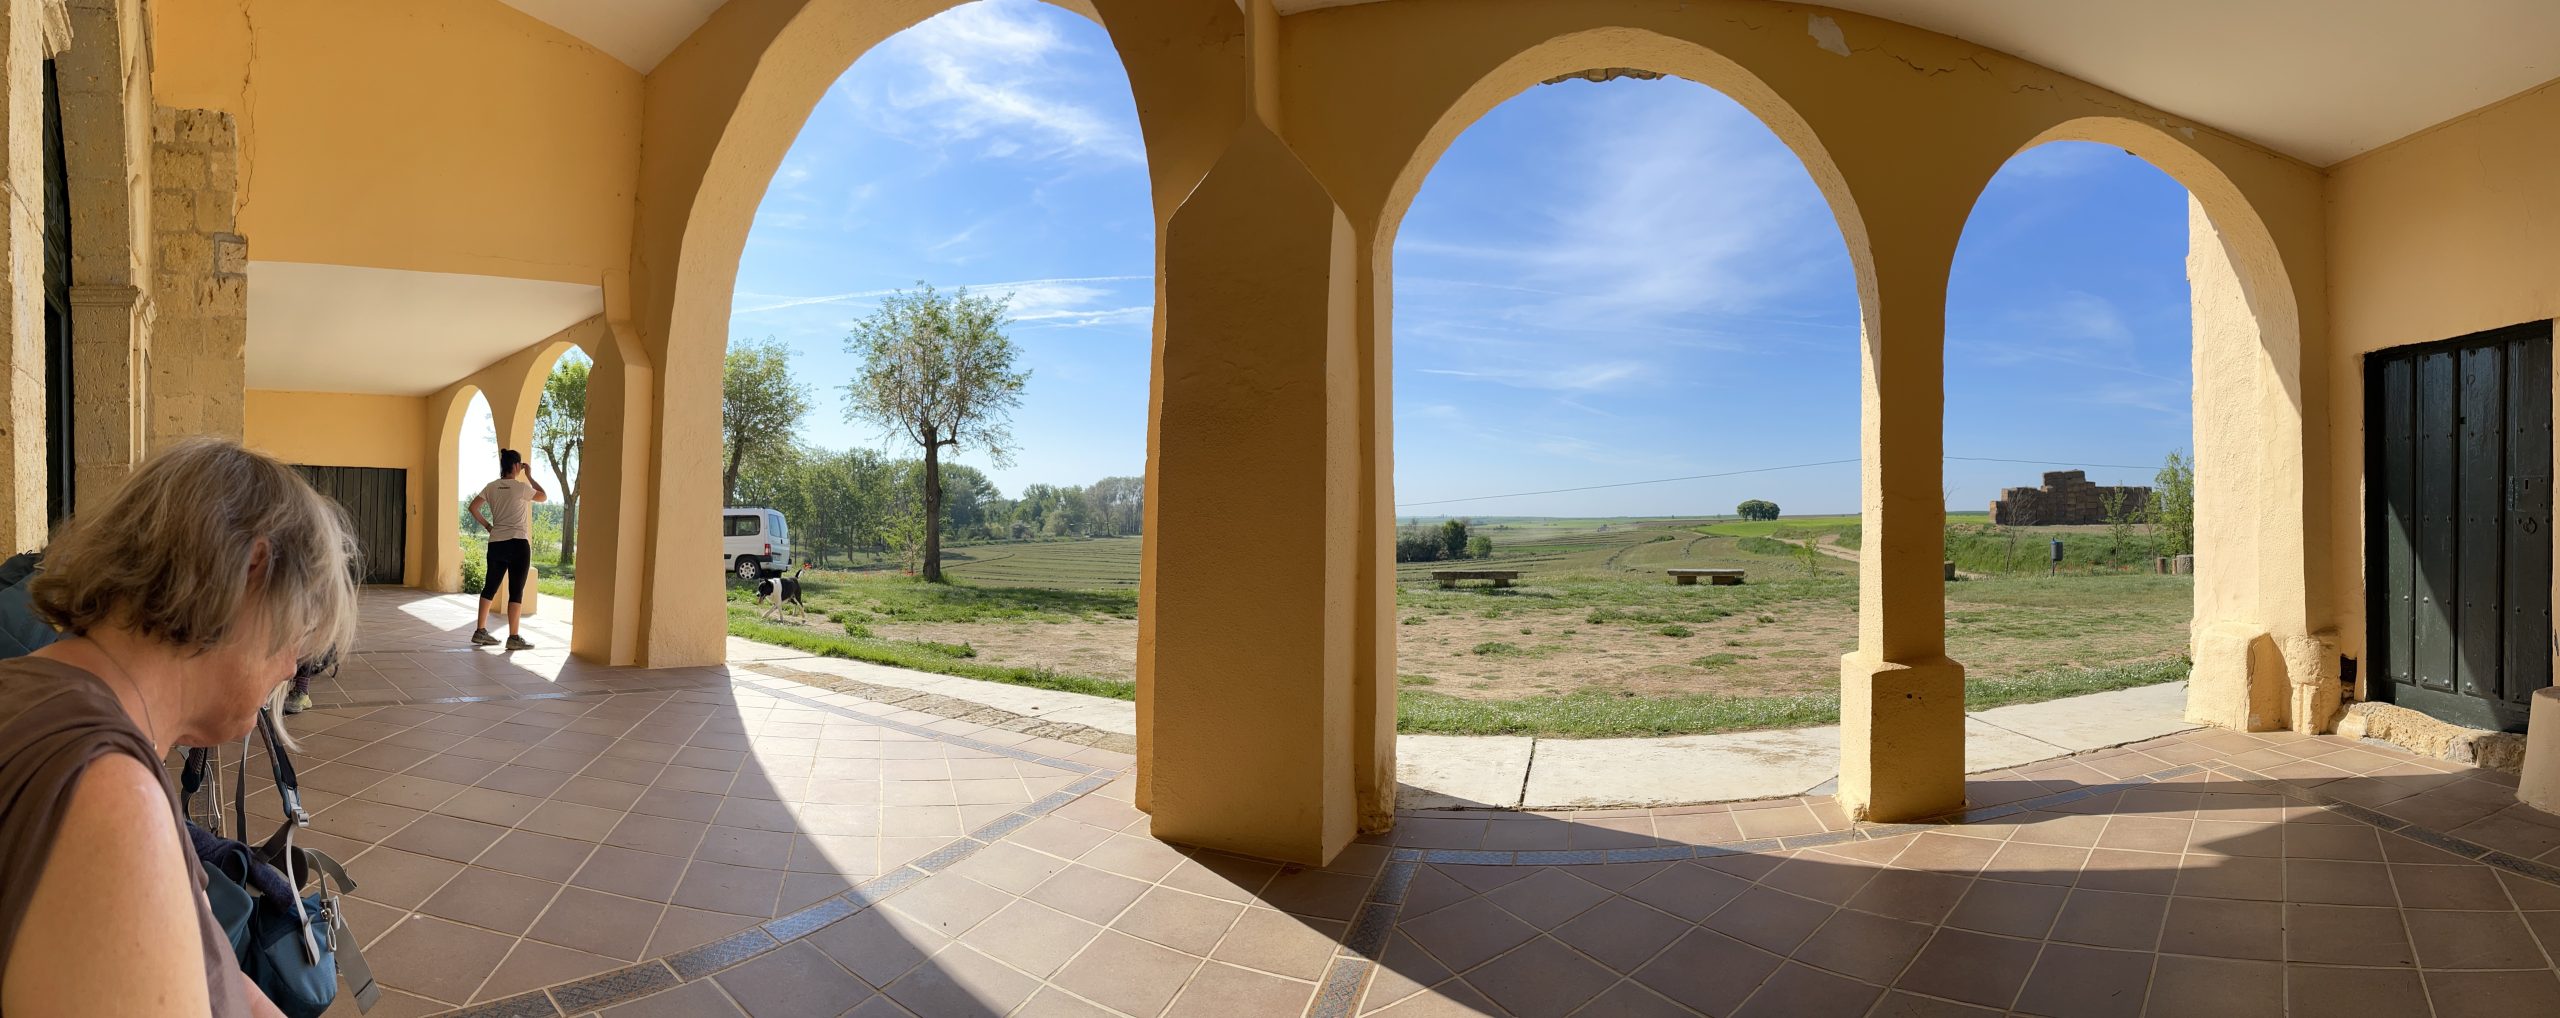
top-left (227, 592), bottom-right (2560, 1017)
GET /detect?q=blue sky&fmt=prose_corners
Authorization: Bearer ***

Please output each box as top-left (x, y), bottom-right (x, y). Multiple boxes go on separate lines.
top-left (707, 0), bottom-right (2195, 518)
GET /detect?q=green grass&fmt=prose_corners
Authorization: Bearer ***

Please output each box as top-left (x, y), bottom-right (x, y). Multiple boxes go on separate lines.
top-left (728, 614), bottom-right (1137, 701)
top-left (1395, 657), bottom-right (2189, 737)
top-left (788, 569), bottom-right (1137, 624)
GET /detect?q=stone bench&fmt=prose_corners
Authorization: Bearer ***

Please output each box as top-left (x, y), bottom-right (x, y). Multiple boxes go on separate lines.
top-left (1668, 568), bottom-right (1744, 586)
top-left (1432, 570), bottom-right (1521, 589)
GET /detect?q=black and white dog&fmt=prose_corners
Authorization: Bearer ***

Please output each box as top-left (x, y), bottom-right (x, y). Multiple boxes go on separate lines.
top-left (755, 562), bottom-right (808, 620)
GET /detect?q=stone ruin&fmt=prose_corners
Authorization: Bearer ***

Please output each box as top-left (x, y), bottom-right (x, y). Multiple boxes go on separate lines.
top-left (1988, 470), bottom-right (2152, 526)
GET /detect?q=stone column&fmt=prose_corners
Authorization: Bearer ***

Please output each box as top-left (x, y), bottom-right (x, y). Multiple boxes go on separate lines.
top-left (1146, 118), bottom-right (1363, 866)
top-left (0, 0), bottom-right (62, 550)
top-left (61, 0), bottom-right (153, 508)
top-left (146, 106), bottom-right (244, 450)
top-left (1838, 247), bottom-right (1966, 824)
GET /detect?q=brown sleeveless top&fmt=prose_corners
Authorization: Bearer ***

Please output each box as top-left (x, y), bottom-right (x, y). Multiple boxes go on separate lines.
top-left (0, 656), bottom-right (249, 1017)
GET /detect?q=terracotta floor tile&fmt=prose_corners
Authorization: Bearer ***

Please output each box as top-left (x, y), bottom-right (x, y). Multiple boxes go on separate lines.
top-left (1761, 854), bottom-right (1883, 906)
top-left (1732, 805), bottom-right (1825, 840)
top-left (807, 906), bottom-right (944, 988)
top-left (1703, 885), bottom-right (1836, 955)
top-left (2389, 863), bottom-right (2509, 909)
top-left (1891, 928), bottom-right (2039, 1010)
top-left (1790, 907), bottom-right (1933, 984)
top-left (2048, 888), bottom-right (2168, 951)
top-left (695, 824), bottom-right (793, 869)
top-left (962, 899), bottom-right (1102, 979)
top-left (1622, 861), bottom-right (1751, 921)
top-left (2402, 908), bottom-right (2547, 969)
top-left (671, 858), bottom-right (784, 918)
top-left (1399, 896), bottom-right (1539, 973)
top-left (2171, 854), bottom-right (2283, 901)
top-left (1463, 936), bottom-right (1619, 1016)
top-left (1052, 930), bottom-right (1203, 1018)
top-left (472, 939), bottom-right (621, 1003)
top-left (2158, 896), bottom-right (2282, 961)
top-left (1164, 961), bottom-right (1316, 1017)
top-left (2284, 858), bottom-right (2396, 905)
top-left (2012, 942), bottom-right (2152, 1018)
top-left (1028, 863), bottom-right (1153, 925)
top-left (2075, 848), bottom-right (2179, 895)
top-left (642, 905), bottom-right (759, 959)
top-left (384, 813), bottom-right (508, 863)
top-left (525, 885), bottom-right (663, 960)
top-left (1633, 929), bottom-right (1784, 1016)
top-left (2424, 969), bottom-right (2560, 1018)
top-left (1482, 867), bottom-right (1612, 929)
top-left (1867, 989), bottom-right (2000, 1016)
top-left (1210, 908), bottom-right (1343, 981)
top-left (883, 943), bottom-right (1041, 1017)
top-left (1259, 867), bottom-right (1371, 921)
top-left (604, 813), bottom-right (709, 859)
top-left (348, 847), bottom-right (466, 910)
top-left (571, 844), bottom-right (690, 902)
top-left (417, 866), bottom-right (559, 936)
top-left (713, 941), bottom-right (874, 1018)
top-left (1891, 832), bottom-right (2003, 875)
top-left (1945, 878), bottom-right (2066, 939)
top-left (1115, 886), bottom-right (1246, 956)
top-left (366, 914), bottom-right (518, 1004)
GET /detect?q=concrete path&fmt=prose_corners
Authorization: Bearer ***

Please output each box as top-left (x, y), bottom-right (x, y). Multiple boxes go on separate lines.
top-left (726, 633), bottom-right (2193, 812)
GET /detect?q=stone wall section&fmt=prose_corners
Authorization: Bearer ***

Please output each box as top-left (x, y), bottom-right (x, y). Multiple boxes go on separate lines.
top-left (0, 0), bottom-right (68, 550)
top-left (1989, 470), bottom-right (2153, 526)
top-left (60, 0), bottom-right (154, 510)
top-left (147, 105), bottom-right (243, 449)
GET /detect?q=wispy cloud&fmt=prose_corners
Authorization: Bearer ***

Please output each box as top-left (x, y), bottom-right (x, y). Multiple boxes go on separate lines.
top-left (847, 0), bottom-right (1142, 166)
top-left (1393, 81), bottom-right (1857, 395)
top-left (1952, 290), bottom-right (2183, 383)
top-left (730, 274), bottom-right (1149, 317)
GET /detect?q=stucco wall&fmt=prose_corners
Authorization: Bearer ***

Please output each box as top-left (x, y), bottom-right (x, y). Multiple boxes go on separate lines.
top-left (244, 388), bottom-right (429, 586)
top-left (148, 0), bottom-right (640, 283)
top-left (2324, 78), bottom-right (2560, 681)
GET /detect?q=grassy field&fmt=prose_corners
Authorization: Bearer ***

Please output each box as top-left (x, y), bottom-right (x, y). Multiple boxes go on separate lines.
top-left (682, 515), bottom-right (2192, 738)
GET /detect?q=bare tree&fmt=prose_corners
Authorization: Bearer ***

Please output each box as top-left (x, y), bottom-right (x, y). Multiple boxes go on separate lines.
top-left (842, 286), bottom-right (1028, 582)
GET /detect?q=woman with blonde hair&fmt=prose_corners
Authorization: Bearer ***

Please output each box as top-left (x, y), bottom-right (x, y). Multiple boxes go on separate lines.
top-left (0, 438), bottom-right (357, 1017)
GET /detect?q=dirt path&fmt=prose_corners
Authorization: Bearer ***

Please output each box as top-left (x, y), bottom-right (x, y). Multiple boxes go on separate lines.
top-left (1779, 535), bottom-right (1992, 581)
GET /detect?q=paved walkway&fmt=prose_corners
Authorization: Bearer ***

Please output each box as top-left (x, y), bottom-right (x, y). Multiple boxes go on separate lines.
top-left (721, 630), bottom-right (2196, 812)
top-left (251, 592), bottom-right (2560, 1016)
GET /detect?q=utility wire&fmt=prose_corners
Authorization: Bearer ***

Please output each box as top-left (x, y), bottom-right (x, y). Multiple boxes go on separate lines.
top-left (1395, 454), bottom-right (2156, 509)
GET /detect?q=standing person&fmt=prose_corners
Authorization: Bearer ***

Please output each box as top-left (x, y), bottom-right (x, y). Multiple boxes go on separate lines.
top-left (468, 449), bottom-right (546, 650)
top-left (0, 437), bottom-right (357, 1017)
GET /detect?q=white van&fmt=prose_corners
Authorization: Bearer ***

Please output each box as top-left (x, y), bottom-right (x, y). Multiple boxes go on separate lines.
top-left (722, 508), bottom-right (792, 579)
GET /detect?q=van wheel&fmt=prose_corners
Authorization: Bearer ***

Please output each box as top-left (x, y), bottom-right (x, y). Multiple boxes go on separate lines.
top-left (734, 556), bottom-right (761, 580)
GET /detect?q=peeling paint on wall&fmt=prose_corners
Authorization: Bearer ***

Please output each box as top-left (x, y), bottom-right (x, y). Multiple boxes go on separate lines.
top-left (1808, 14), bottom-right (1850, 58)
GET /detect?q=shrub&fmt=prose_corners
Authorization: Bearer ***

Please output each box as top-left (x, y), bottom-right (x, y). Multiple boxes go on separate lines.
top-left (459, 534), bottom-right (487, 595)
top-left (1466, 535), bottom-right (1494, 559)
top-left (1471, 642), bottom-right (1523, 656)
top-left (1658, 625), bottom-right (1693, 638)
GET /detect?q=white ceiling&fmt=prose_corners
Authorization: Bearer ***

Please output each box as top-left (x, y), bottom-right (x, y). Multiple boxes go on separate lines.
top-left (494, 0), bottom-right (724, 72)
top-left (1277, 0), bottom-right (2560, 166)
top-left (246, 262), bottom-right (603, 396)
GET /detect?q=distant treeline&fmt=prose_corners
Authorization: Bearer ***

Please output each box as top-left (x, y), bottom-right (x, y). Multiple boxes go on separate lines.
top-left (1395, 518), bottom-right (1494, 563)
top-left (732, 443), bottom-right (1141, 566)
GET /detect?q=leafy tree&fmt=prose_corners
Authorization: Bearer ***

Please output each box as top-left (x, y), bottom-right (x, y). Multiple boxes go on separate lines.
top-left (1439, 519), bottom-right (1471, 559)
top-left (1735, 499), bottom-right (1781, 521)
top-left (1466, 535), bottom-right (1494, 559)
top-left (843, 286), bottom-right (1028, 582)
top-left (2152, 452), bottom-right (2197, 558)
top-left (534, 352), bottom-right (588, 566)
top-left (723, 337), bottom-right (811, 507)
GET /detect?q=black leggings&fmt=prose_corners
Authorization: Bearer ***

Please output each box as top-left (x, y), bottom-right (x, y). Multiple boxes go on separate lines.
top-left (481, 538), bottom-right (531, 605)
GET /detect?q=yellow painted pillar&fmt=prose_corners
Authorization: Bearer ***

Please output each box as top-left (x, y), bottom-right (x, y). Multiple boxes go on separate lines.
top-left (569, 317), bottom-right (654, 667)
top-left (1146, 117), bottom-right (1362, 866)
top-left (1838, 248), bottom-right (1966, 824)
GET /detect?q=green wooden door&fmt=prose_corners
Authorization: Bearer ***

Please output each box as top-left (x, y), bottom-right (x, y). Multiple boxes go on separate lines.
top-left (2366, 321), bottom-right (2553, 731)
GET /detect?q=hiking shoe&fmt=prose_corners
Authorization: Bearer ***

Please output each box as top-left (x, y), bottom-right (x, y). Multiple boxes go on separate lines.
top-left (284, 692), bottom-right (312, 715)
top-left (505, 635), bottom-right (534, 651)
top-left (471, 628), bottom-right (500, 646)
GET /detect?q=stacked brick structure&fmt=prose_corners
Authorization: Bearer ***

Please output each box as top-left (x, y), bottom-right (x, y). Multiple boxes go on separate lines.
top-left (1989, 470), bottom-right (2152, 525)
top-left (147, 106), bottom-right (245, 449)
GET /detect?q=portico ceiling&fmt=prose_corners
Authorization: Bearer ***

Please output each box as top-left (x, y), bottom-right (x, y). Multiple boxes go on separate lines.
top-left (493, 0), bottom-right (724, 72)
top-left (246, 262), bottom-right (603, 397)
top-left (1278, 0), bottom-right (2560, 166)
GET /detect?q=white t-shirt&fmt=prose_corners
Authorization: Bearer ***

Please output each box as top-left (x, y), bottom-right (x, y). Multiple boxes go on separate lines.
top-left (478, 478), bottom-right (536, 543)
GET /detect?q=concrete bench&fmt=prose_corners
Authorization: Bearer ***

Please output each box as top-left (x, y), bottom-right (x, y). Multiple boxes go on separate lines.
top-left (1432, 570), bottom-right (1521, 589)
top-left (1668, 568), bottom-right (1744, 586)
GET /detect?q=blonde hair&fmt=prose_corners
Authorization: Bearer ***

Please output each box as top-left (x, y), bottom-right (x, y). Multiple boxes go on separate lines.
top-left (31, 438), bottom-right (360, 669)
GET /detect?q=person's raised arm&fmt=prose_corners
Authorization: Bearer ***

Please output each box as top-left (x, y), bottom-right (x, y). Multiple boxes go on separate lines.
top-left (469, 492), bottom-right (494, 532)
top-left (2, 754), bottom-right (215, 1017)
top-left (528, 475), bottom-right (548, 504)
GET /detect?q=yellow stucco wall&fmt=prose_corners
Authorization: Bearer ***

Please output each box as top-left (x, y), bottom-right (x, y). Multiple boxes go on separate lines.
top-left (243, 388), bottom-right (429, 586)
top-left (149, 0), bottom-right (640, 283)
top-left (2324, 78), bottom-right (2560, 686)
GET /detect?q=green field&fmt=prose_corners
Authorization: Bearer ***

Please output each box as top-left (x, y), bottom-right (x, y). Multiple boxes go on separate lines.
top-left (689, 514), bottom-right (2191, 738)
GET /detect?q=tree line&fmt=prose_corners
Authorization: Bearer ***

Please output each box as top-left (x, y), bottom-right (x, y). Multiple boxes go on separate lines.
top-left (1395, 518), bottom-right (1494, 563)
top-left (730, 444), bottom-right (1142, 567)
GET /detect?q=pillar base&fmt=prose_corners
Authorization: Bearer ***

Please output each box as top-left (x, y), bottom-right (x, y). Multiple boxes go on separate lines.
top-left (1838, 651), bottom-right (1966, 823)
